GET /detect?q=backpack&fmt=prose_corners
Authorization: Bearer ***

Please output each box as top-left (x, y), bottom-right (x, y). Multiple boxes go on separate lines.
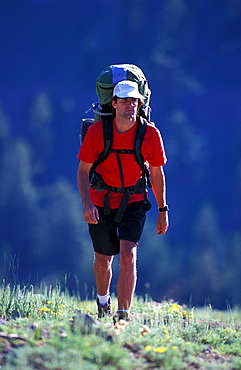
top-left (81, 63), bottom-right (152, 143)
top-left (94, 63), bottom-right (151, 122)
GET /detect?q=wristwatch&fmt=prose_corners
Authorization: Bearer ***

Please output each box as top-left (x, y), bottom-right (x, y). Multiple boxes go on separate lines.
top-left (158, 205), bottom-right (169, 212)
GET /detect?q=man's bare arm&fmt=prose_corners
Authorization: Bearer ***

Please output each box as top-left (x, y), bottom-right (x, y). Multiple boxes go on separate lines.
top-left (150, 166), bottom-right (169, 235)
top-left (77, 160), bottom-right (99, 224)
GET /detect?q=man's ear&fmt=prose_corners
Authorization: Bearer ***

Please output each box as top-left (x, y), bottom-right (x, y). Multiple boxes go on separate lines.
top-left (111, 99), bottom-right (117, 109)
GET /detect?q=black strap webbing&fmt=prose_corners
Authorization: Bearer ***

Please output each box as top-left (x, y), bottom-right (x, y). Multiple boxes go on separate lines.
top-left (113, 189), bottom-right (131, 223)
top-left (90, 116), bottom-right (113, 172)
top-left (103, 190), bottom-right (111, 216)
top-left (134, 116), bottom-right (147, 168)
top-left (116, 151), bottom-right (125, 191)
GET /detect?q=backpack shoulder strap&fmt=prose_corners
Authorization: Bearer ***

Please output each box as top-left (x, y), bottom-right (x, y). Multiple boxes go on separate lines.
top-left (134, 116), bottom-right (147, 168)
top-left (91, 116), bottom-right (113, 172)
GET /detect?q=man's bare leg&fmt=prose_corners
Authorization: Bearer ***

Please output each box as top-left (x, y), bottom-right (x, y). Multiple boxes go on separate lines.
top-left (117, 240), bottom-right (137, 313)
top-left (93, 252), bottom-right (114, 296)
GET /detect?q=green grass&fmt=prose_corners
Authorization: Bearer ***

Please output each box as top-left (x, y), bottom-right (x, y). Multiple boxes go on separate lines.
top-left (0, 283), bottom-right (241, 369)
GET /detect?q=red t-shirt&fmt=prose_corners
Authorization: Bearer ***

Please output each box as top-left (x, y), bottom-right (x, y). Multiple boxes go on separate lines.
top-left (77, 118), bottom-right (167, 208)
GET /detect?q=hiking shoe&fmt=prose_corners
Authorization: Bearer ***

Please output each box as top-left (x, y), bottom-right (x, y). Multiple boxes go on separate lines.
top-left (97, 297), bottom-right (112, 319)
top-left (113, 310), bottom-right (130, 324)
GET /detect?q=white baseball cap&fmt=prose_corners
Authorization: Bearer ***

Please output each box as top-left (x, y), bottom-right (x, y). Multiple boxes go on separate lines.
top-left (113, 80), bottom-right (143, 99)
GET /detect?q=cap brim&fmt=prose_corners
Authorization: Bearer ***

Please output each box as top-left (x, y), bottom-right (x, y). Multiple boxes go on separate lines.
top-left (115, 91), bottom-right (143, 99)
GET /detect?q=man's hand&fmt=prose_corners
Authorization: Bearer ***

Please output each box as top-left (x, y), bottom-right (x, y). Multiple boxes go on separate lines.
top-left (77, 160), bottom-right (99, 224)
top-left (156, 212), bottom-right (169, 235)
top-left (83, 201), bottom-right (99, 224)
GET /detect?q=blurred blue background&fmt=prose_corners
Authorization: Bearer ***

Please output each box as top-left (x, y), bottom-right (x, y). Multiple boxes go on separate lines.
top-left (0, 0), bottom-right (241, 308)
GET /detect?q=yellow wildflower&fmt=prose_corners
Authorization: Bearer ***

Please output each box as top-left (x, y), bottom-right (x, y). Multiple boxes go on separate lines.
top-left (154, 346), bottom-right (168, 353)
top-left (40, 307), bottom-right (51, 313)
top-left (169, 303), bottom-right (183, 313)
top-left (225, 328), bottom-right (236, 333)
top-left (145, 345), bottom-right (152, 352)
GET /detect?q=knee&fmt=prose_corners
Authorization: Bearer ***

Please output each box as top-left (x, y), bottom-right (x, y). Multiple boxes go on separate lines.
top-left (120, 249), bottom-right (136, 271)
top-left (94, 253), bottom-right (112, 271)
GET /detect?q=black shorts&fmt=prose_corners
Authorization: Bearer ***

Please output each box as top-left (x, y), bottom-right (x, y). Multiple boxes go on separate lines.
top-left (88, 201), bottom-right (151, 256)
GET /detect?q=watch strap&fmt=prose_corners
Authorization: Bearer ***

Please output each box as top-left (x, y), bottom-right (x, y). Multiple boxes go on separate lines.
top-left (158, 205), bottom-right (169, 212)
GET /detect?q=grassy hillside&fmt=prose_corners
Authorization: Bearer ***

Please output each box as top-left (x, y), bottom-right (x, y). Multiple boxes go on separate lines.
top-left (0, 284), bottom-right (241, 369)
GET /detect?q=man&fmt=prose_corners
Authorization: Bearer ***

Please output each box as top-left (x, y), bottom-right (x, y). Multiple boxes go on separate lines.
top-left (77, 80), bottom-right (168, 321)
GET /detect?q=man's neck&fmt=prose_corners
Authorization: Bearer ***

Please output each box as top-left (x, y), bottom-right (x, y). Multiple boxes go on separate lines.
top-left (115, 116), bottom-right (137, 133)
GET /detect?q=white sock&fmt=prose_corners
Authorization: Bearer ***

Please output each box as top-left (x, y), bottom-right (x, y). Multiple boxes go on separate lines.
top-left (97, 293), bottom-right (110, 306)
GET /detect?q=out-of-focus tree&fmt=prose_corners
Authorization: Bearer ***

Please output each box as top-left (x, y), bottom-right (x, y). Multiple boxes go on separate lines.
top-left (28, 91), bottom-right (54, 183)
top-left (0, 137), bottom-right (38, 281)
top-left (0, 104), bottom-right (93, 294)
top-left (189, 202), bottom-right (225, 307)
top-left (32, 178), bottom-right (93, 294)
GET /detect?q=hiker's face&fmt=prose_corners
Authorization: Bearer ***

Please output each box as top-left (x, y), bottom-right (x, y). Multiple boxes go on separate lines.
top-left (112, 98), bottom-right (139, 120)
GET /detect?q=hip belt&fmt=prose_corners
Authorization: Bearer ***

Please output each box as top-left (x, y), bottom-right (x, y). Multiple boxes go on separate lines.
top-left (90, 171), bottom-right (147, 222)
